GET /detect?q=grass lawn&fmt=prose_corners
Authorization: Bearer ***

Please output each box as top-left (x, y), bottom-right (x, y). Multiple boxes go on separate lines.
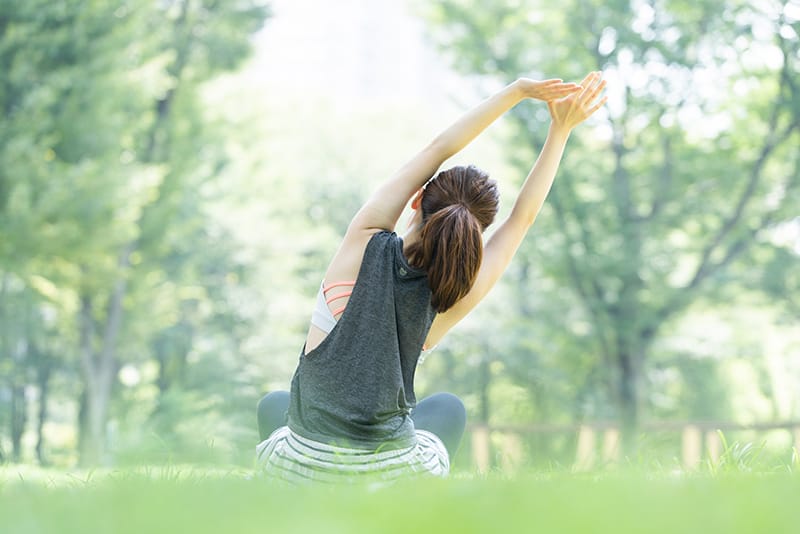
top-left (1, 466), bottom-right (798, 533)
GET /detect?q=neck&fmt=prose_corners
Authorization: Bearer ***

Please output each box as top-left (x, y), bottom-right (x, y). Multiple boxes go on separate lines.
top-left (402, 225), bottom-right (422, 255)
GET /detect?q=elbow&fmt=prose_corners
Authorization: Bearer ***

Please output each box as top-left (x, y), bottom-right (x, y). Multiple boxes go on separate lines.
top-left (509, 206), bottom-right (539, 230)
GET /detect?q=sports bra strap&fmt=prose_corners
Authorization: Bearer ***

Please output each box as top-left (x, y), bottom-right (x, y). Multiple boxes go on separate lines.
top-left (311, 280), bottom-right (357, 334)
top-left (323, 281), bottom-right (356, 293)
top-left (325, 290), bottom-right (353, 305)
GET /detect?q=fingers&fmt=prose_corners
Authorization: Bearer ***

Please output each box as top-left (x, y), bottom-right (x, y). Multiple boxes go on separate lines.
top-left (579, 71), bottom-right (598, 88)
top-left (577, 72), bottom-right (606, 108)
top-left (545, 82), bottom-right (581, 99)
top-left (544, 71), bottom-right (607, 128)
top-left (586, 78), bottom-right (607, 103)
top-left (531, 73), bottom-right (606, 114)
top-left (540, 79), bottom-right (580, 90)
top-left (586, 95), bottom-right (609, 116)
top-left (529, 83), bottom-right (581, 102)
top-left (578, 71), bottom-right (602, 98)
top-left (521, 78), bottom-right (581, 101)
top-left (552, 85), bottom-right (581, 96)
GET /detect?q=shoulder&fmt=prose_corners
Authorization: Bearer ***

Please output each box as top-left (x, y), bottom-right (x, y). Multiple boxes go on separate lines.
top-left (350, 229), bottom-right (394, 255)
top-left (365, 230), bottom-right (401, 261)
top-left (323, 228), bottom-right (393, 282)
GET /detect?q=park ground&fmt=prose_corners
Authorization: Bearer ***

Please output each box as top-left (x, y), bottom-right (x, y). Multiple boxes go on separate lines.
top-left (1, 465), bottom-right (798, 533)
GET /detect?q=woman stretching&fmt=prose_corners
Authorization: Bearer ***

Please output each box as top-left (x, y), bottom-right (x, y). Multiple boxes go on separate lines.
top-left (257, 72), bottom-right (607, 484)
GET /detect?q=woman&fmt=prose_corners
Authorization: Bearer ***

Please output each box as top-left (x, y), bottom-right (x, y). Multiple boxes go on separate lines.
top-left (257, 72), bottom-right (607, 484)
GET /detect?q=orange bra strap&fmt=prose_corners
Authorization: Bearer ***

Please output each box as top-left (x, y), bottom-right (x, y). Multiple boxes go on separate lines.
top-left (323, 280), bottom-right (356, 293)
top-left (325, 290), bottom-right (353, 305)
top-left (324, 281), bottom-right (356, 319)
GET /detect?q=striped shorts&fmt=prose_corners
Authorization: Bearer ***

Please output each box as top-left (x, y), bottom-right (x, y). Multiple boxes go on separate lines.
top-left (255, 426), bottom-right (450, 485)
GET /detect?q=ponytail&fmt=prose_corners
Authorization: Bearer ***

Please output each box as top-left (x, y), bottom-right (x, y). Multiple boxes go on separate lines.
top-left (406, 165), bottom-right (499, 313)
top-left (409, 204), bottom-right (484, 312)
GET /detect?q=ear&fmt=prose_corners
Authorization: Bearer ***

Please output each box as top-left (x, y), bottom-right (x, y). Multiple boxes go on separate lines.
top-left (411, 188), bottom-right (423, 210)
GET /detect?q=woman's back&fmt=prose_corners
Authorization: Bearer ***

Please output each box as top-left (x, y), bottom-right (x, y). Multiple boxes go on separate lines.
top-left (289, 231), bottom-right (436, 448)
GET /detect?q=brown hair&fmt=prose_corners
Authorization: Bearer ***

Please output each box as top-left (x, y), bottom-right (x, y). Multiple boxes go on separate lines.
top-left (406, 165), bottom-right (499, 312)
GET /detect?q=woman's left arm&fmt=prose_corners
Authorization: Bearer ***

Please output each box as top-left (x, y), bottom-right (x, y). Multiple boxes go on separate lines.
top-left (424, 72), bottom-right (607, 347)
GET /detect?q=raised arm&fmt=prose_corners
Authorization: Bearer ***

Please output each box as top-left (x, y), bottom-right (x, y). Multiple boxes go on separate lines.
top-left (426, 72), bottom-right (607, 346)
top-left (348, 79), bottom-right (581, 234)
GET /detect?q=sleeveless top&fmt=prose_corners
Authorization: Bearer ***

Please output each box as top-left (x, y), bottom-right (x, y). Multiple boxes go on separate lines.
top-left (287, 231), bottom-right (436, 450)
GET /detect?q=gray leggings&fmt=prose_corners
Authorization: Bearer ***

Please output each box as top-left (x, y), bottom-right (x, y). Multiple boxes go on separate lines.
top-left (257, 391), bottom-right (466, 460)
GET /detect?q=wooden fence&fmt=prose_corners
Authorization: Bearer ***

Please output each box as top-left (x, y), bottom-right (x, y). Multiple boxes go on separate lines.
top-left (469, 421), bottom-right (800, 472)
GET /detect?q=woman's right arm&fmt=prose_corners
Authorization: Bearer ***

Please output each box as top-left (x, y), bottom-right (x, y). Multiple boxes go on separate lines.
top-left (347, 78), bottom-right (581, 236)
top-left (320, 78), bottom-right (581, 285)
top-left (425, 72), bottom-right (608, 346)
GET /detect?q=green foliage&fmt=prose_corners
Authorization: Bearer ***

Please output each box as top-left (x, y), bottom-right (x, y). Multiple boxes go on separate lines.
top-left (707, 430), bottom-right (767, 475)
top-left (420, 0), bottom-right (800, 448)
top-left (0, 0), bottom-right (270, 466)
top-left (1, 469), bottom-right (800, 534)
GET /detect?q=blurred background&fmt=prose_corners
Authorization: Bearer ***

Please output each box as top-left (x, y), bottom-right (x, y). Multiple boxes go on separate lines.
top-left (0, 0), bottom-right (798, 472)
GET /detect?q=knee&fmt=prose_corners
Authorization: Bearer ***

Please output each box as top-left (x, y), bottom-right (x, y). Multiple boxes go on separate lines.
top-left (428, 392), bottom-right (466, 424)
top-left (257, 390), bottom-right (290, 415)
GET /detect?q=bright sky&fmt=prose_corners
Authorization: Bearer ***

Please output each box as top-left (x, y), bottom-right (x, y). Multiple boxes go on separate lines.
top-left (251, 0), bottom-right (461, 109)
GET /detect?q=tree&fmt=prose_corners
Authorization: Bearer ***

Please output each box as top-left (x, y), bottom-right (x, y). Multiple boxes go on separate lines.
top-left (424, 0), bottom-right (800, 452)
top-left (0, 0), bottom-right (270, 465)
top-left (73, 0), bottom-right (270, 465)
top-left (0, 0), bottom-right (131, 464)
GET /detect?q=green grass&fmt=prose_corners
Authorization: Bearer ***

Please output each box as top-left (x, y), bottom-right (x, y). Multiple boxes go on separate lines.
top-left (1, 466), bottom-right (798, 533)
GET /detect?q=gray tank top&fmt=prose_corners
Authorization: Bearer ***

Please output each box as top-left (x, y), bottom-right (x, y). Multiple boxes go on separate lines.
top-left (287, 231), bottom-right (436, 449)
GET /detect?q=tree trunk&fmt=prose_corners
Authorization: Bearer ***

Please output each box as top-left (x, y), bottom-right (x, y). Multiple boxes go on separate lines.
top-left (77, 302), bottom-right (114, 464)
top-left (10, 381), bottom-right (26, 462)
top-left (616, 347), bottom-right (639, 456)
top-left (77, 389), bottom-right (87, 461)
top-left (477, 349), bottom-right (493, 469)
top-left (478, 354), bottom-right (491, 425)
top-left (78, 340), bottom-right (112, 466)
top-left (80, 379), bottom-right (111, 466)
top-left (528, 377), bottom-right (551, 460)
top-left (10, 300), bottom-right (28, 463)
top-left (35, 352), bottom-right (52, 466)
top-left (0, 273), bottom-right (12, 463)
top-left (79, 294), bottom-right (104, 465)
top-left (77, 243), bottom-right (130, 466)
top-left (614, 325), bottom-right (659, 457)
